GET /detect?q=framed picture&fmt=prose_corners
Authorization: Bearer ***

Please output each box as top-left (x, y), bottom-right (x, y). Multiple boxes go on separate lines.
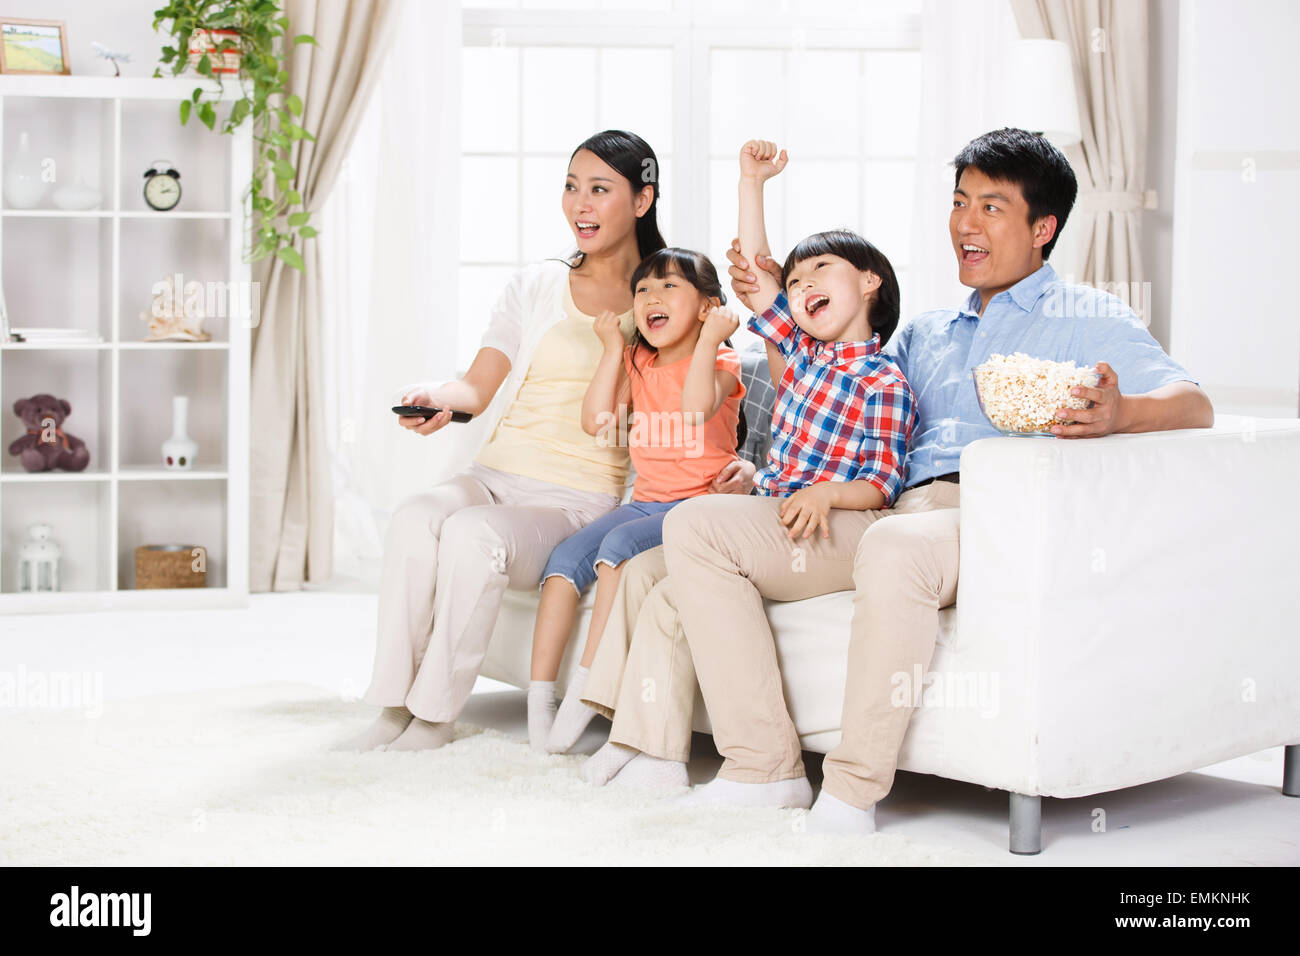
top-left (0, 18), bottom-right (70, 75)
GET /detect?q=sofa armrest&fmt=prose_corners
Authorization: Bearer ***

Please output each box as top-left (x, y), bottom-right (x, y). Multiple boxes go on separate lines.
top-left (955, 416), bottom-right (1300, 797)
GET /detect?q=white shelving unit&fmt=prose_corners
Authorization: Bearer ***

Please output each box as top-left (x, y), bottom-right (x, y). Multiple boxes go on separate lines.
top-left (0, 75), bottom-right (250, 613)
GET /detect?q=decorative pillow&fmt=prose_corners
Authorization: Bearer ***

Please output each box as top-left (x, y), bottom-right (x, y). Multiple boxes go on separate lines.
top-left (736, 341), bottom-right (775, 471)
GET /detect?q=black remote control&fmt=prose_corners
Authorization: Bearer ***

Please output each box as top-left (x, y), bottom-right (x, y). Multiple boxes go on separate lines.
top-left (392, 404), bottom-right (473, 423)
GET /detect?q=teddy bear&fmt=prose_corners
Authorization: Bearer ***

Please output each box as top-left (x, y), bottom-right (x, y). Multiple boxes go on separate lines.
top-left (8, 394), bottom-right (91, 472)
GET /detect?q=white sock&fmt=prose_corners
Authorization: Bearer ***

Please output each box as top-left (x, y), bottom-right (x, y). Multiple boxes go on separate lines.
top-left (384, 717), bottom-right (454, 752)
top-left (608, 752), bottom-right (689, 792)
top-left (675, 775), bottom-right (813, 809)
top-left (545, 666), bottom-right (598, 753)
top-left (331, 705), bottom-right (412, 752)
top-left (527, 680), bottom-right (557, 752)
top-left (806, 790), bottom-right (877, 835)
top-left (580, 740), bottom-right (637, 786)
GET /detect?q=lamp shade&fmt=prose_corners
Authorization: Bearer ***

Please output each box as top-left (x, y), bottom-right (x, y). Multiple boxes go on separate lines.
top-left (1003, 39), bottom-right (1082, 148)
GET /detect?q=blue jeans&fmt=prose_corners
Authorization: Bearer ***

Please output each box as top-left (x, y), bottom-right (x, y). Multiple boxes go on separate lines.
top-left (541, 499), bottom-right (685, 594)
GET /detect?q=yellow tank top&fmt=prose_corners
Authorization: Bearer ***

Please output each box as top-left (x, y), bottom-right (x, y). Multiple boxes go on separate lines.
top-left (475, 275), bottom-right (635, 496)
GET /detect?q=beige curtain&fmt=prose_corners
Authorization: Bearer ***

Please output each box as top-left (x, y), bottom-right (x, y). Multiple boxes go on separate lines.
top-left (249, 0), bottom-right (400, 592)
top-left (1010, 0), bottom-right (1149, 287)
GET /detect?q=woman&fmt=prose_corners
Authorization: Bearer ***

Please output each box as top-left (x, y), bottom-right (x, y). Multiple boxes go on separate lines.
top-left (339, 130), bottom-right (751, 753)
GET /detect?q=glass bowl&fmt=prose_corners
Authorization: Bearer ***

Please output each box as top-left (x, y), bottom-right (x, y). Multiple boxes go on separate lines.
top-left (972, 354), bottom-right (1101, 437)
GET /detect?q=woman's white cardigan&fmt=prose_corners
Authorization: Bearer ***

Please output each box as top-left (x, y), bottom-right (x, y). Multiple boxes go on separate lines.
top-left (426, 258), bottom-right (581, 486)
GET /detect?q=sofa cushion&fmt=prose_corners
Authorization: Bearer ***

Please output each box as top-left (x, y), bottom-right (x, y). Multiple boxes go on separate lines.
top-left (737, 341), bottom-right (775, 471)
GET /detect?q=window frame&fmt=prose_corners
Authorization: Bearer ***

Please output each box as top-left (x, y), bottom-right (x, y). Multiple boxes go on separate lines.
top-left (462, 2), bottom-right (921, 261)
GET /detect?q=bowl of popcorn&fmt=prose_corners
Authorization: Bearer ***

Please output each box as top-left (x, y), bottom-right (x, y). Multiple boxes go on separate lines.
top-left (972, 352), bottom-right (1101, 436)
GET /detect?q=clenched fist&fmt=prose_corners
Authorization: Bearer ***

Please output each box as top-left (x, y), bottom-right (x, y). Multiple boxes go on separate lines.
top-left (593, 310), bottom-right (625, 351)
top-left (700, 305), bottom-right (740, 346)
top-left (739, 139), bottom-right (789, 182)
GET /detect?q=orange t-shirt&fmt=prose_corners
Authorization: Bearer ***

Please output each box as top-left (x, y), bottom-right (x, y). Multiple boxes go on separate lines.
top-left (623, 344), bottom-right (745, 502)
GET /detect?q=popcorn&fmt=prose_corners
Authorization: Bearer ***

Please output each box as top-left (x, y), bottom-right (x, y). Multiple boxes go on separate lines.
top-left (973, 352), bottom-right (1100, 434)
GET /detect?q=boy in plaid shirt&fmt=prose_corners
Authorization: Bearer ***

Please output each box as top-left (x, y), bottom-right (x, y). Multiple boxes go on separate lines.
top-left (737, 139), bottom-right (915, 535)
top-left (576, 139), bottom-right (917, 794)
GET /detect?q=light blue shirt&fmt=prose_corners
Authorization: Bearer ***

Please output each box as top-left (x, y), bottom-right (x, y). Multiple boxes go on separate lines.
top-left (885, 263), bottom-right (1196, 488)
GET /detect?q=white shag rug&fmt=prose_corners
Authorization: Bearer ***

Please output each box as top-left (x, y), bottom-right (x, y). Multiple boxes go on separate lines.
top-left (1, 683), bottom-right (986, 866)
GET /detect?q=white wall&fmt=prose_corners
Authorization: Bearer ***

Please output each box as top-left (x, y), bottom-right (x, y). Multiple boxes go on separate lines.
top-left (1169, 0), bottom-right (1300, 418)
top-left (3, 0), bottom-right (169, 78)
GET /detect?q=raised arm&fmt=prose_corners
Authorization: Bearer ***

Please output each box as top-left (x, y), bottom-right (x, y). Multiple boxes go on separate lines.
top-left (581, 310), bottom-right (632, 436)
top-left (725, 239), bottom-right (788, 386)
top-left (738, 140), bottom-right (788, 316)
top-left (682, 306), bottom-right (741, 425)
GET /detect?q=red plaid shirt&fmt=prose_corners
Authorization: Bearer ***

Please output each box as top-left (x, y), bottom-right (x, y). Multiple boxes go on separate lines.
top-left (749, 291), bottom-right (916, 505)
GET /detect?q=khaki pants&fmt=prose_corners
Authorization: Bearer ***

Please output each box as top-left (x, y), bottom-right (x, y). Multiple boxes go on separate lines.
top-left (364, 462), bottom-right (615, 722)
top-left (580, 547), bottom-right (703, 762)
top-left (662, 482), bottom-right (961, 809)
top-left (581, 546), bottom-right (667, 721)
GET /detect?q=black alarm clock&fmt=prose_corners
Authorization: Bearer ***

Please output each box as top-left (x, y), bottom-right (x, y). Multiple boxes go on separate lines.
top-left (143, 160), bottom-right (182, 211)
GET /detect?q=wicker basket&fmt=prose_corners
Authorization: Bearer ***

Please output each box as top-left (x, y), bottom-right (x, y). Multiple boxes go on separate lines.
top-left (134, 544), bottom-right (207, 589)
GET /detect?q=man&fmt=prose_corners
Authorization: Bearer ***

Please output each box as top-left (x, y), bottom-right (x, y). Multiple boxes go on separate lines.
top-left (649, 128), bottom-right (1213, 833)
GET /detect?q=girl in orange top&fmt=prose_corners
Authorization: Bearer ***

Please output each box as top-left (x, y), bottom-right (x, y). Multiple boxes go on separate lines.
top-left (528, 248), bottom-right (746, 751)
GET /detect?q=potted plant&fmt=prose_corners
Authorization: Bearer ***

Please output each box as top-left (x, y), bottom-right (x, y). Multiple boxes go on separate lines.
top-left (152, 1), bottom-right (318, 271)
top-left (187, 26), bottom-right (242, 74)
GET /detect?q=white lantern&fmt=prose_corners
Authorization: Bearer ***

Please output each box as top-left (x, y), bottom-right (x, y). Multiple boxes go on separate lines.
top-left (18, 522), bottom-right (61, 592)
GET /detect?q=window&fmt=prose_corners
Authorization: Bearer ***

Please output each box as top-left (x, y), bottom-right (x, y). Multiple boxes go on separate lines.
top-left (459, 0), bottom-right (922, 368)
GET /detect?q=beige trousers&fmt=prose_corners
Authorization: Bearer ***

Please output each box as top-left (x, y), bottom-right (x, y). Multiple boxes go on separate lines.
top-left (580, 546), bottom-right (702, 762)
top-left (657, 481), bottom-right (961, 809)
top-left (581, 546), bottom-right (667, 720)
top-left (364, 462), bottom-right (616, 722)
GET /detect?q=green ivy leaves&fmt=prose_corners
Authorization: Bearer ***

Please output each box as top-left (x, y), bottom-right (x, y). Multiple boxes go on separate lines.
top-left (275, 245), bottom-right (305, 271)
top-left (153, 0), bottom-right (319, 272)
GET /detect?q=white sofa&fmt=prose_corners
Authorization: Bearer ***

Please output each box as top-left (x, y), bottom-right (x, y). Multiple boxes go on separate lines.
top-left (481, 415), bottom-right (1300, 853)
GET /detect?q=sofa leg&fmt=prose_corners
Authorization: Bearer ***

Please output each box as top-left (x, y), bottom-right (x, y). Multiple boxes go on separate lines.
top-left (1285, 745), bottom-right (1300, 797)
top-left (1009, 793), bottom-right (1042, 855)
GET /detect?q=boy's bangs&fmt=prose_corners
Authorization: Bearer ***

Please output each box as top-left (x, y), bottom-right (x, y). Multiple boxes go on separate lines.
top-left (781, 231), bottom-right (868, 286)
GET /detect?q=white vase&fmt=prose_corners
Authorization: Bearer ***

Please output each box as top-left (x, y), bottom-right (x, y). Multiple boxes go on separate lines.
top-left (162, 396), bottom-right (198, 470)
top-left (4, 131), bottom-right (47, 209)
